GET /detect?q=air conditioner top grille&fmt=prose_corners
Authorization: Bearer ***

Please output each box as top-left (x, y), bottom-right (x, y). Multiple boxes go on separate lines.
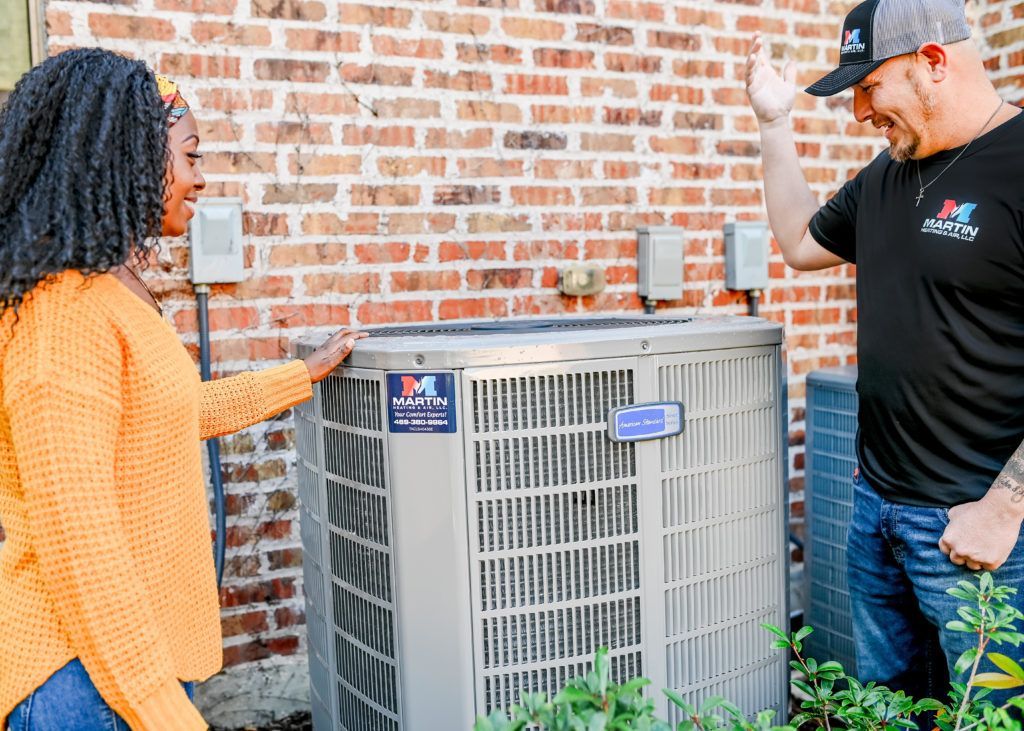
top-left (295, 314), bottom-right (783, 370)
top-left (366, 317), bottom-right (692, 338)
top-left (806, 365), bottom-right (858, 390)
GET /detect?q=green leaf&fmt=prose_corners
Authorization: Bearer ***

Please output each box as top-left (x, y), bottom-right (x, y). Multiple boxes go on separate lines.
top-left (761, 623), bottom-right (790, 641)
top-left (989, 631), bottom-right (1024, 647)
top-left (973, 672), bottom-right (1024, 689)
top-left (619, 677), bottom-right (651, 695)
top-left (947, 620), bottom-right (973, 634)
top-left (595, 648), bottom-right (611, 696)
top-left (815, 660), bottom-right (844, 673)
top-left (663, 688), bottom-right (694, 713)
top-left (790, 678), bottom-right (815, 698)
top-left (987, 653), bottom-right (1024, 680)
top-left (955, 646), bottom-right (979, 675)
top-left (699, 695), bottom-right (727, 714)
top-left (717, 699), bottom-right (746, 719)
top-left (794, 625), bottom-right (814, 642)
top-left (554, 688), bottom-right (597, 705)
top-left (588, 712), bottom-right (608, 731)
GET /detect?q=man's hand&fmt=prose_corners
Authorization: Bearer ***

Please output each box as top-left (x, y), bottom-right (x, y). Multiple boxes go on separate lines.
top-left (745, 32), bottom-right (797, 127)
top-left (939, 496), bottom-right (1023, 571)
top-left (303, 329), bottom-right (369, 383)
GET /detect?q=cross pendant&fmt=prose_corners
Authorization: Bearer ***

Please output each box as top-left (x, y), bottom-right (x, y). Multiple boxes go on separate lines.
top-left (915, 188), bottom-right (924, 207)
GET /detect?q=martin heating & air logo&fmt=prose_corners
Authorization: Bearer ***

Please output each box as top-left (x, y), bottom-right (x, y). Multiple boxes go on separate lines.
top-left (401, 375), bottom-right (437, 397)
top-left (392, 374), bottom-right (448, 408)
top-left (841, 28), bottom-right (865, 54)
top-left (921, 199), bottom-right (980, 242)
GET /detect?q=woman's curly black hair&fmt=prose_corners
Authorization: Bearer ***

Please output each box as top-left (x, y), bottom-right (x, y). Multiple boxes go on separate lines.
top-left (0, 48), bottom-right (168, 315)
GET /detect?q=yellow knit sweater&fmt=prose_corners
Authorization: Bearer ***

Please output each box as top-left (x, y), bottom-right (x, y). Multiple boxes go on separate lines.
top-left (0, 271), bottom-right (313, 729)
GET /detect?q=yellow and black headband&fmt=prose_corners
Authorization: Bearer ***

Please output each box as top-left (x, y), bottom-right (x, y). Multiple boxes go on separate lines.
top-left (155, 74), bottom-right (189, 127)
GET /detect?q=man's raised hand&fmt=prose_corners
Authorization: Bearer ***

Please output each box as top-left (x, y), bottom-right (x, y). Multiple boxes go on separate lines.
top-left (745, 32), bottom-right (798, 126)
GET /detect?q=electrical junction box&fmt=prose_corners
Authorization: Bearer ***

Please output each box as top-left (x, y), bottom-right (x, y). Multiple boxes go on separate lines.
top-left (559, 264), bottom-right (606, 297)
top-left (724, 222), bottom-right (770, 291)
top-left (637, 227), bottom-right (684, 301)
top-left (188, 198), bottom-right (244, 285)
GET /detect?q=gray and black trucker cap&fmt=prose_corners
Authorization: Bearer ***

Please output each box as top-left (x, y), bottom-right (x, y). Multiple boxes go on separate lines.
top-left (805, 0), bottom-right (971, 97)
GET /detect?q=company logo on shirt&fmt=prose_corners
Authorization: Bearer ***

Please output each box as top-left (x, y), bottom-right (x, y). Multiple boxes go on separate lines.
top-left (937, 199), bottom-right (977, 223)
top-left (841, 28), bottom-right (865, 54)
top-left (921, 199), bottom-right (980, 242)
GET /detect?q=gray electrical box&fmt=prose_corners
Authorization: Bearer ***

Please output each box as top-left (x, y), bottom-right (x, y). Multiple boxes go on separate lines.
top-left (188, 197), bottom-right (245, 285)
top-left (724, 222), bottom-right (769, 291)
top-left (638, 226), bottom-right (684, 301)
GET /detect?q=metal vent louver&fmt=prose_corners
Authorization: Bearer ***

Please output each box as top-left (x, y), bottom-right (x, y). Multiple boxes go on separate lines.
top-left (658, 351), bottom-right (786, 719)
top-left (804, 367), bottom-right (858, 675)
top-left (468, 365), bottom-right (645, 715)
top-left (293, 315), bottom-right (787, 730)
top-left (296, 369), bottom-right (402, 731)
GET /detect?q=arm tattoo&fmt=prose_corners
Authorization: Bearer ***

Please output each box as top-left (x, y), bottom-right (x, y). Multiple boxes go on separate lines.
top-left (996, 440), bottom-right (1024, 503)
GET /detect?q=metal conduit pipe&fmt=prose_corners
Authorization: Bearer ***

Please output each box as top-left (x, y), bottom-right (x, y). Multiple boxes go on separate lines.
top-left (195, 283), bottom-right (226, 588)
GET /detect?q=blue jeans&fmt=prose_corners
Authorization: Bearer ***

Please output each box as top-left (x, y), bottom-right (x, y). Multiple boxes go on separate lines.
top-left (848, 471), bottom-right (1024, 705)
top-left (6, 659), bottom-right (195, 731)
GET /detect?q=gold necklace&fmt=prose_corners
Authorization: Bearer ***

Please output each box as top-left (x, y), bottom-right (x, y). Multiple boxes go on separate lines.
top-left (120, 265), bottom-right (163, 317)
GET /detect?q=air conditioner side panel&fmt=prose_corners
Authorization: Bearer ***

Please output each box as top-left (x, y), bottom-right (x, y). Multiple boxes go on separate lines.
top-left (301, 367), bottom-right (409, 731)
top-left (654, 345), bottom-right (789, 720)
top-left (294, 376), bottom-right (337, 731)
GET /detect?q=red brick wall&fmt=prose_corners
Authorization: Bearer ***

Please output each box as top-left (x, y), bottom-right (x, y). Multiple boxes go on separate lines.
top-left (979, 0), bottom-right (1024, 103)
top-left (25, 0), bottom-right (889, 676)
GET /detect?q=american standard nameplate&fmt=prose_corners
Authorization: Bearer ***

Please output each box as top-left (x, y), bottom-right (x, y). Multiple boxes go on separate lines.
top-left (607, 401), bottom-right (684, 443)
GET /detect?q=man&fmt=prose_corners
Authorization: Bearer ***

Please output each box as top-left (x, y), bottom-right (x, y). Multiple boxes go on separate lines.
top-left (746, 0), bottom-right (1024, 699)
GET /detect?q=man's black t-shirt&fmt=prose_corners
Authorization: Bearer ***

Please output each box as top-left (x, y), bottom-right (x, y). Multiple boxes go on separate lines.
top-left (810, 111), bottom-right (1024, 508)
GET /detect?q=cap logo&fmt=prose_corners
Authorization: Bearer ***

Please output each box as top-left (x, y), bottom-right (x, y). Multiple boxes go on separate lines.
top-left (841, 28), bottom-right (865, 53)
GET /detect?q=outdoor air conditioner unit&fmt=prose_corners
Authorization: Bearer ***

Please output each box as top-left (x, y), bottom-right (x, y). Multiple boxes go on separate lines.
top-left (293, 315), bottom-right (789, 731)
top-left (804, 365), bottom-right (859, 675)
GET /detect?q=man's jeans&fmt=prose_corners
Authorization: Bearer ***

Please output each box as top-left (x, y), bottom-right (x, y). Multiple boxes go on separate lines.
top-left (849, 470), bottom-right (1024, 704)
top-left (6, 658), bottom-right (195, 731)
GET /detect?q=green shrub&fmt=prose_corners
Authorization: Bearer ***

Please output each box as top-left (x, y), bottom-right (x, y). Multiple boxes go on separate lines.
top-left (475, 573), bottom-right (1024, 731)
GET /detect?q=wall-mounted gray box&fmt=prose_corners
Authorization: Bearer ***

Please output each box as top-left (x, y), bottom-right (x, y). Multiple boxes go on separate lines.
top-left (638, 227), bottom-right (684, 301)
top-left (724, 222), bottom-right (769, 291)
top-left (188, 197), bottom-right (245, 285)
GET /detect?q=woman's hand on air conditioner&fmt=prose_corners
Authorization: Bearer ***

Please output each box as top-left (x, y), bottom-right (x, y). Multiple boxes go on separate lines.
top-left (303, 329), bottom-right (369, 383)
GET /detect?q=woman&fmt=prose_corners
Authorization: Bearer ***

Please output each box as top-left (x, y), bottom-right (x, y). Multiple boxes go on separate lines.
top-left (0, 49), bottom-right (365, 729)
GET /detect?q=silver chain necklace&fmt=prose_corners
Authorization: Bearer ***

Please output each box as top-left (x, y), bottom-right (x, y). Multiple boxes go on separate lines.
top-left (915, 98), bottom-right (1004, 207)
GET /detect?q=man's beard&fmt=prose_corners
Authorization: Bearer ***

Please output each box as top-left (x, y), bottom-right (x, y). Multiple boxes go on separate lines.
top-left (890, 68), bottom-right (935, 163)
top-left (890, 133), bottom-right (920, 163)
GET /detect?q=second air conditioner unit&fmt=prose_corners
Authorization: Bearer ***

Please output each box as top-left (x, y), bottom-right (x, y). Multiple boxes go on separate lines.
top-left (804, 365), bottom-right (859, 675)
